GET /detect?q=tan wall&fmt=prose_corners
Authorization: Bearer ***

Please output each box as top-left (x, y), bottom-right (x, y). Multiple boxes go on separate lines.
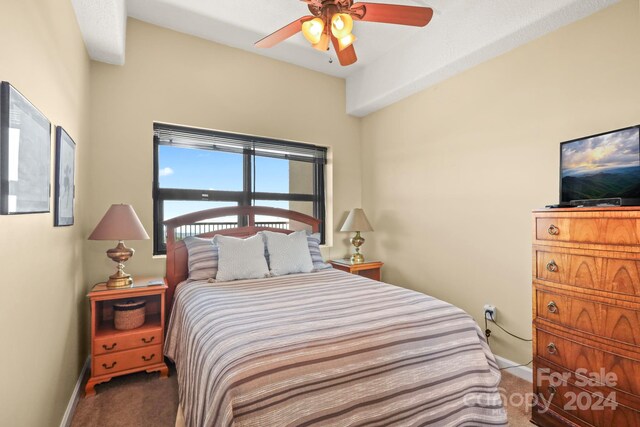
top-left (0, 1), bottom-right (91, 426)
top-left (361, 0), bottom-right (640, 364)
top-left (2, 4), bottom-right (634, 424)
top-left (86, 19), bottom-right (361, 284)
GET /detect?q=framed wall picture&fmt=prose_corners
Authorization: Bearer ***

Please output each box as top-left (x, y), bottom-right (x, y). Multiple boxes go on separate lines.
top-left (0, 82), bottom-right (51, 214)
top-left (54, 127), bottom-right (76, 226)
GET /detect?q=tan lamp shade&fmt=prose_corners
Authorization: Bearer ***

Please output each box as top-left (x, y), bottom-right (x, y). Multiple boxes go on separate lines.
top-left (89, 204), bottom-right (149, 289)
top-left (88, 204), bottom-right (149, 241)
top-left (340, 208), bottom-right (373, 232)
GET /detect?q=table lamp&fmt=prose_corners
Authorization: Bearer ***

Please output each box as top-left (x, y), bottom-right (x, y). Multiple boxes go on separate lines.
top-left (88, 204), bottom-right (150, 288)
top-left (340, 208), bottom-right (373, 264)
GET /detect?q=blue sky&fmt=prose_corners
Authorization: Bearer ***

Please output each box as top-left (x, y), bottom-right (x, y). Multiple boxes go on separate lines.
top-left (159, 145), bottom-right (291, 220)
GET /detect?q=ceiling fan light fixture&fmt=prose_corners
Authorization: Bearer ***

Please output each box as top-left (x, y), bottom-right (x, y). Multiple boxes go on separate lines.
top-left (302, 17), bottom-right (325, 45)
top-left (337, 33), bottom-right (356, 51)
top-left (331, 13), bottom-right (353, 39)
top-left (312, 32), bottom-right (330, 51)
top-left (254, 2), bottom-right (434, 67)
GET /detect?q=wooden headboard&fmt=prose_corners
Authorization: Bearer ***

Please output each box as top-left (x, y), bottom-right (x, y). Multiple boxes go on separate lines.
top-left (164, 206), bottom-right (321, 312)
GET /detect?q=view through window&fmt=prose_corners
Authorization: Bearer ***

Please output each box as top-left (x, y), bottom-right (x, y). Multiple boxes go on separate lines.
top-left (153, 124), bottom-right (327, 254)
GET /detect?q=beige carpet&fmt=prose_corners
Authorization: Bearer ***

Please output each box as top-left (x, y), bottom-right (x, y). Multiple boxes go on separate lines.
top-left (71, 366), bottom-right (532, 426)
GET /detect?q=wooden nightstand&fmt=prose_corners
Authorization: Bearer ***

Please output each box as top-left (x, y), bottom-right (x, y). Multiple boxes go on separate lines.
top-left (85, 277), bottom-right (169, 396)
top-left (330, 259), bottom-right (384, 281)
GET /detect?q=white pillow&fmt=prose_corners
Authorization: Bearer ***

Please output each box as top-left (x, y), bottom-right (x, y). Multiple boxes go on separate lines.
top-left (214, 234), bottom-right (270, 281)
top-left (263, 231), bottom-right (314, 276)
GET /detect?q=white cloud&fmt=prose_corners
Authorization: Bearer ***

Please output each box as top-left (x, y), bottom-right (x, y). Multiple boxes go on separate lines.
top-left (159, 167), bottom-right (174, 177)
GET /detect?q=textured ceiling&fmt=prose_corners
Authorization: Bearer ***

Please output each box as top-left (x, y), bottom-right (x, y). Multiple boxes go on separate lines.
top-left (71, 0), bottom-right (127, 65)
top-left (125, 0), bottom-right (431, 78)
top-left (71, 0), bottom-right (619, 116)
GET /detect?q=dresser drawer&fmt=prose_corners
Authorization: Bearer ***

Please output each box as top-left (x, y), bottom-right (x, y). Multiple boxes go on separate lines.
top-left (95, 328), bottom-right (162, 355)
top-left (536, 289), bottom-right (640, 347)
top-left (93, 345), bottom-right (163, 377)
top-left (536, 329), bottom-right (640, 398)
top-left (534, 249), bottom-right (640, 297)
top-left (536, 364), bottom-right (640, 427)
top-left (535, 217), bottom-right (640, 246)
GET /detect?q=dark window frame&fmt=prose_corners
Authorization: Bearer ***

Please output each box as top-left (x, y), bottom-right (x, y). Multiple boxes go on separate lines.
top-left (153, 124), bottom-right (326, 255)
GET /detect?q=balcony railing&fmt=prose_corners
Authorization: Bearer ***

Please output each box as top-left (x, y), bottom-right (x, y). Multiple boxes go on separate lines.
top-left (168, 221), bottom-right (289, 242)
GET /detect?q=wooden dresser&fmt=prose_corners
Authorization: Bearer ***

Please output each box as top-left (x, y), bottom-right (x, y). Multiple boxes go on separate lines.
top-left (532, 208), bottom-right (640, 426)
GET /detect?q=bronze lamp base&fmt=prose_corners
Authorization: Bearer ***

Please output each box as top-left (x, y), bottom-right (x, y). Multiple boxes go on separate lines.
top-left (350, 231), bottom-right (365, 264)
top-left (106, 241), bottom-right (135, 288)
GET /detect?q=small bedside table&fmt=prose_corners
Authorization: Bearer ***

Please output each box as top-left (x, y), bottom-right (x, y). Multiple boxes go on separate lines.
top-left (85, 276), bottom-right (169, 396)
top-left (330, 259), bottom-right (384, 281)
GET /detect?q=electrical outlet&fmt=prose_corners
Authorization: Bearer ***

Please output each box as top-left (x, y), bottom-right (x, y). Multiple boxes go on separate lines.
top-left (484, 304), bottom-right (496, 321)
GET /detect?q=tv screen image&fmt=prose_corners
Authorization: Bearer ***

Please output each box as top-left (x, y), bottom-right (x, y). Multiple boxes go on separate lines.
top-left (561, 126), bottom-right (640, 203)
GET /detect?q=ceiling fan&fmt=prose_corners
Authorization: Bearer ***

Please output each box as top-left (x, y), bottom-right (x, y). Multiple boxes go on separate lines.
top-left (255, 0), bottom-right (434, 66)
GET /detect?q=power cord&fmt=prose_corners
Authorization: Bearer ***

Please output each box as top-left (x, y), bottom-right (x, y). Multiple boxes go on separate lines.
top-left (499, 360), bottom-right (533, 371)
top-left (484, 310), bottom-right (532, 343)
top-left (483, 310), bottom-right (533, 371)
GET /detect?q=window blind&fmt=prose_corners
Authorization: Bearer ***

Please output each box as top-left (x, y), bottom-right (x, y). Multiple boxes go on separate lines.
top-left (154, 123), bottom-right (327, 164)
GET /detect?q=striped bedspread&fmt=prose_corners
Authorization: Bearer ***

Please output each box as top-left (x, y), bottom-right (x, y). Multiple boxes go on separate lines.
top-left (164, 269), bottom-right (507, 427)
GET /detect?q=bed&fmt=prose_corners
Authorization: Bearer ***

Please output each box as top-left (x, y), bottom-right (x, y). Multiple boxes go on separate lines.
top-left (163, 207), bottom-right (507, 427)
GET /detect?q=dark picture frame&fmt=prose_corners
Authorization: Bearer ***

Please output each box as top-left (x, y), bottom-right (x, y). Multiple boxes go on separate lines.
top-left (0, 82), bottom-right (51, 214)
top-left (54, 127), bottom-right (76, 226)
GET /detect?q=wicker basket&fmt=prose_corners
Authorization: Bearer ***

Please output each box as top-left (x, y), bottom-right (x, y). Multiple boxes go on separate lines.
top-left (113, 299), bottom-right (146, 330)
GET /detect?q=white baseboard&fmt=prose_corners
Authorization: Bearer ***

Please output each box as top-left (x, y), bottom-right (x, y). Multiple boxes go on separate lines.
top-left (59, 356), bottom-right (90, 427)
top-left (495, 355), bottom-right (533, 383)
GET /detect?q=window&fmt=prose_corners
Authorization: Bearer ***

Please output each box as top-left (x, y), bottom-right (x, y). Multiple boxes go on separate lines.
top-left (153, 123), bottom-right (327, 254)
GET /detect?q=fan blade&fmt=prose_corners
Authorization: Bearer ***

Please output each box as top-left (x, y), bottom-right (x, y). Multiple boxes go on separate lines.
top-left (331, 35), bottom-right (357, 66)
top-left (351, 3), bottom-right (433, 27)
top-left (255, 16), bottom-right (314, 48)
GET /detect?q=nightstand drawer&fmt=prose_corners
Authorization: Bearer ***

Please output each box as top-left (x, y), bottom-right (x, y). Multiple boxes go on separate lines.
top-left (95, 328), bottom-right (163, 355)
top-left (93, 344), bottom-right (163, 377)
top-left (329, 260), bottom-right (383, 281)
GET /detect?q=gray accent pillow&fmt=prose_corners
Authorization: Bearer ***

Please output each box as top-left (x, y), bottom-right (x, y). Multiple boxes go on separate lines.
top-left (263, 230), bottom-right (315, 276)
top-left (183, 236), bottom-right (218, 281)
top-left (307, 233), bottom-right (331, 270)
top-left (214, 234), bottom-right (270, 281)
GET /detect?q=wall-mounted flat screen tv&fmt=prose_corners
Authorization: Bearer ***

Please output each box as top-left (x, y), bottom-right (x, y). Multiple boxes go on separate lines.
top-left (560, 125), bottom-right (640, 205)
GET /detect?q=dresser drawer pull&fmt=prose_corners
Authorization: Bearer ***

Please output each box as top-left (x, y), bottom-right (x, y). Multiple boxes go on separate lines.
top-left (547, 224), bottom-right (559, 235)
top-left (141, 336), bottom-right (155, 344)
top-left (546, 260), bottom-right (558, 272)
top-left (547, 343), bottom-right (558, 355)
top-left (142, 354), bottom-right (155, 362)
top-left (547, 301), bottom-right (558, 313)
top-left (102, 361), bottom-right (117, 370)
top-left (102, 343), bottom-right (117, 351)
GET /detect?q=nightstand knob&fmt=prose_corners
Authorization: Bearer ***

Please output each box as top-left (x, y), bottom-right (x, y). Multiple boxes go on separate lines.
top-left (142, 353), bottom-right (155, 362)
top-left (547, 224), bottom-right (559, 235)
top-left (102, 343), bottom-right (117, 351)
top-left (546, 260), bottom-right (558, 272)
top-left (102, 361), bottom-right (117, 370)
top-left (142, 336), bottom-right (155, 344)
top-left (547, 342), bottom-right (558, 355)
top-left (547, 301), bottom-right (558, 313)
